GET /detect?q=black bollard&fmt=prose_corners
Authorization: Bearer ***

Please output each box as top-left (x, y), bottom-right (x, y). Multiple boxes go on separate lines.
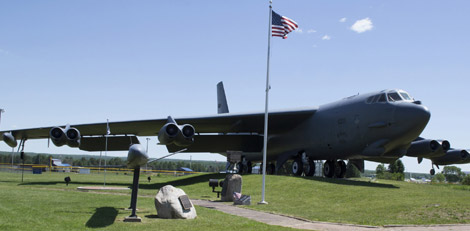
top-left (64, 176), bottom-right (71, 186)
top-left (124, 167), bottom-right (141, 222)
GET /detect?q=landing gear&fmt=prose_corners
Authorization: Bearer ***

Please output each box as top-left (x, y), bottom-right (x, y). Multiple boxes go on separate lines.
top-left (430, 163), bottom-right (439, 176)
top-left (336, 160), bottom-right (346, 178)
top-left (292, 158), bottom-right (303, 176)
top-left (323, 160), bottom-right (346, 178)
top-left (267, 163), bottom-right (276, 175)
top-left (260, 163), bottom-right (275, 175)
top-left (237, 161), bottom-right (253, 174)
top-left (323, 160), bottom-right (335, 178)
top-left (304, 159), bottom-right (315, 176)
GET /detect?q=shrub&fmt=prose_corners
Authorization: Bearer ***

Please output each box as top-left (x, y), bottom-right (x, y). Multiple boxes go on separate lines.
top-left (461, 174), bottom-right (470, 185)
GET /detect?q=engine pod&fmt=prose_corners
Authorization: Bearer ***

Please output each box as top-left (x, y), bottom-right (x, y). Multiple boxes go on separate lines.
top-left (2, 132), bottom-right (17, 148)
top-left (50, 127), bottom-right (67, 147)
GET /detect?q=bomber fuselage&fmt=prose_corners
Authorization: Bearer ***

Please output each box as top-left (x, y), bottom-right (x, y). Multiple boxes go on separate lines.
top-left (262, 89), bottom-right (430, 162)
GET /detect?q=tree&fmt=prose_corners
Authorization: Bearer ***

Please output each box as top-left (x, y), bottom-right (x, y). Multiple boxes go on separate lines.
top-left (442, 166), bottom-right (464, 183)
top-left (345, 161), bottom-right (361, 178)
top-left (461, 174), bottom-right (470, 185)
top-left (431, 173), bottom-right (446, 183)
top-left (376, 164), bottom-right (386, 175)
top-left (388, 159), bottom-right (405, 174)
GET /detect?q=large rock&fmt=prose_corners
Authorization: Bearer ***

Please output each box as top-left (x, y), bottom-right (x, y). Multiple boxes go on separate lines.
top-left (154, 185), bottom-right (197, 219)
top-left (221, 174), bottom-right (242, 202)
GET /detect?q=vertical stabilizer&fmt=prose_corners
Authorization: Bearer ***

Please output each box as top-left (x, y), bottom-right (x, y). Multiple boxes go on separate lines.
top-left (217, 81), bottom-right (229, 114)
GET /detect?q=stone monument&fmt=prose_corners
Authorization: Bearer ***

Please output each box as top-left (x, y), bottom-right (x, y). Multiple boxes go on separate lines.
top-left (155, 185), bottom-right (197, 219)
top-left (221, 174), bottom-right (242, 202)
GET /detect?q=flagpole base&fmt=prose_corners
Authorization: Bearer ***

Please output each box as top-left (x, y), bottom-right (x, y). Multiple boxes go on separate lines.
top-left (258, 201), bottom-right (268, 205)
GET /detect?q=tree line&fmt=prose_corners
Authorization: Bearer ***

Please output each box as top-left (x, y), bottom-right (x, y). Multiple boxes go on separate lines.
top-left (376, 159), bottom-right (405, 181)
top-left (0, 152), bottom-right (225, 172)
top-left (431, 165), bottom-right (470, 185)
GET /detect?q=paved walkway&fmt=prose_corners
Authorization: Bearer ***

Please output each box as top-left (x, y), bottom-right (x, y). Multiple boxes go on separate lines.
top-left (192, 200), bottom-right (470, 231)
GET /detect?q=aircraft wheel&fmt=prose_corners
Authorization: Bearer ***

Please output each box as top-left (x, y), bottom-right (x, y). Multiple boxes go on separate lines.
top-left (336, 160), bottom-right (346, 178)
top-left (247, 161), bottom-right (252, 174)
top-left (292, 158), bottom-right (303, 176)
top-left (430, 169), bottom-right (435, 175)
top-left (237, 163), bottom-right (245, 174)
top-left (323, 160), bottom-right (335, 178)
top-left (304, 159), bottom-right (315, 176)
top-left (268, 163), bottom-right (276, 175)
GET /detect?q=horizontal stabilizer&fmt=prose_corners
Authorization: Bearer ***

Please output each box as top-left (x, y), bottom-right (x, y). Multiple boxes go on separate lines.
top-left (79, 136), bottom-right (140, 151)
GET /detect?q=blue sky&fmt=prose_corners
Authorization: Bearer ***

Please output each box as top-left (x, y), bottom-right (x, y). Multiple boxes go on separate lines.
top-left (1, 0), bottom-right (469, 173)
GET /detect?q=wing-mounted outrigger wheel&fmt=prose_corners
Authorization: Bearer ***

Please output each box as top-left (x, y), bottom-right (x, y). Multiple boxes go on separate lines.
top-left (430, 163), bottom-right (439, 176)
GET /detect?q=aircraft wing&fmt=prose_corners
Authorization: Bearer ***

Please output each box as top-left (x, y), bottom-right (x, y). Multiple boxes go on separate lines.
top-left (0, 107), bottom-right (317, 151)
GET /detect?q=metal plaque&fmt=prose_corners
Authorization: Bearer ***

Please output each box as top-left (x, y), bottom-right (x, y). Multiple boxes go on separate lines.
top-left (178, 195), bottom-right (192, 210)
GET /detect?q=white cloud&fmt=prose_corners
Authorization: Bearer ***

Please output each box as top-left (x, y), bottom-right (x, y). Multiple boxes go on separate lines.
top-left (350, 18), bottom-right (373, 33)
top-left (295, 28), bottom-right (303, 33)
top-left (307, 29), bottom-right (317, 33)
top-left (339, 17), bottom-right (347, 23)
top-left (322, 35), bottom-right (331, 40)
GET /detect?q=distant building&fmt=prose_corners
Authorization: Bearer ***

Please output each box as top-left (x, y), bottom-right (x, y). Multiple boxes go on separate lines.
top-left (51, 159), bottom-right (71, 172)
top-left (177, 167), bottom-right (194, 172)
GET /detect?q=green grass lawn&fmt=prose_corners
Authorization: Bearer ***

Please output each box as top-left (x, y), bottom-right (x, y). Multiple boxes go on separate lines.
top-left (0, 171), bottom-right (298, 231)
top-left (2, 170), bottom-right (470, 228)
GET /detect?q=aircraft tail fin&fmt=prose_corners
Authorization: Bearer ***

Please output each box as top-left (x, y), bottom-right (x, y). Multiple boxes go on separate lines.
top-left (217, 81), bottom-right (229, 114)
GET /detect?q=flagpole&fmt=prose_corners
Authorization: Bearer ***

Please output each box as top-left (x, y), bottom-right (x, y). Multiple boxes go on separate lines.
top-left (104, 119), bottom-right (109, 187)
top-left (259, 0), bottom-right (272, 205)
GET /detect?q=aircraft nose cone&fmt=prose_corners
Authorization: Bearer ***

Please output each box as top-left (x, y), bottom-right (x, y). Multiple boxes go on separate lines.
top-left (416, 105), bottom-right (431, 123)
top-left (394, 103), bottom-right (431, 135)
top-left (409, 105), bottom-right (431, 128)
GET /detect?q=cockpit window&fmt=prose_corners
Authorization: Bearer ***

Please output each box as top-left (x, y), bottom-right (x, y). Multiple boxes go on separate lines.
top-left (377, 93), bottom-right (386, 103)
top-left (399, 92), bottom-right (412, 101)
top-left (387, 92), bottom-right (402, 102)
top-left (366, 94), bottom-right (381, 104)
top-left (366, 90), bottom-right (413, 104)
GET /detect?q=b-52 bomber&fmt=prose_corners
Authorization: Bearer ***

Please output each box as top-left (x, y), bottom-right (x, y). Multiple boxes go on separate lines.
top-left (1, 82), bottom-right (468, 177)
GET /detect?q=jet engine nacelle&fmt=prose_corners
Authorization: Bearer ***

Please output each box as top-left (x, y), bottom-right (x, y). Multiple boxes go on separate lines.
top-left (50, 127), bottom-right (67, 147)
top-left (49, 126), bottom-right (81, 148)
top-left (406, 139), bottom-right (440, 157)
top-left (158, 123), bottom-right (195, 147)
top-left (2, 132), bottom-right (17, 148)
top-left (406, 139), bottom-right (450, 158)
top-left (437, 140), bottom-right (451, 151)
top-left (65, 127), bottom-right (81, 148)
top-left (431, 149), bottom-right (470, 165)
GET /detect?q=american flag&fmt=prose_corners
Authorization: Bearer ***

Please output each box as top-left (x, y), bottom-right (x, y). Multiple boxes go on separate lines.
top-left (272, 10), bottom-right (298, 39)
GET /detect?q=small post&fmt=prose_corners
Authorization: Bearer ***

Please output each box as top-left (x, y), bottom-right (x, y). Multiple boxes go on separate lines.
top-left (21, 151), bottom-right (25, 182)
top-left (0, 108), bottom-right (5, 129)
top-left (11, 147), bottom-right (14, 172)
top-left (145, 138), bottom-right (150, 171)
top-left (124, 167), bottom-right (142, 222)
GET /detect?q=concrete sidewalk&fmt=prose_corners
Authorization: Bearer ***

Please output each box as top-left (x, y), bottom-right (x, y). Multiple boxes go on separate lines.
top-left (192, 199), bottom-right (470, 231)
